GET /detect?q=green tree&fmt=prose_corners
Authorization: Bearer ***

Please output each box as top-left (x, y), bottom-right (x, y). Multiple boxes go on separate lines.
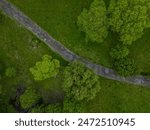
top-left (110, 45), bottom-right (129, 59)
top-left (63, 62), bottom-right (100, 101)
top-left (20, 86), bottom-right (40, 109)
top-left (5, 67), bottom-right (16, 78)
top-left (113, 57), bottom-right (136, 76)
top-left (30, 55), bottom-right (60, 81)
top-left (63, 97), bottom-right (86, 113)
top-left (77, 0), bottom-right (108, 43)
top-left (108, 0), bottom-right (150, 45)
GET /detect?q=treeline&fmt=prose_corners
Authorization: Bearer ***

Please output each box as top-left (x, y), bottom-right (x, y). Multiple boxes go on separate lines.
top-left (77, 0), bottom-right (150, 76)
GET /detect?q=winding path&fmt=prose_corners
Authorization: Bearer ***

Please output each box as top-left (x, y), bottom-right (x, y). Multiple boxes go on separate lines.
top-left (0, 0), bottom-right (150, 87)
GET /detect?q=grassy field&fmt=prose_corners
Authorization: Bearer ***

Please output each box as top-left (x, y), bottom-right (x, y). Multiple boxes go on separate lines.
top-left (1, 1), bottom-right (150, 113)
top-left (88, 78), bottom-right (150, 113)
top-left (9, 0), bottom-right (150, 74)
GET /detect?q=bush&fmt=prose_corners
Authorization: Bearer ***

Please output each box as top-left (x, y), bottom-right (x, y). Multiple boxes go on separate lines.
top-left (113, 57), bottom-right (136, 76)
top-left (110, 45), bottom-right (129, 59)
top-left (20, 86), bottom-right (40, 109)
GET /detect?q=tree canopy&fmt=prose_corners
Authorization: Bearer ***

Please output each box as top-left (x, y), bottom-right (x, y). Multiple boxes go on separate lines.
top-left (30, 55), bottom-right (60, 81)
top-left (20, 86), bottom-right (41, 109)
top-left (110, 45), bottom-right (129, 59)
top-left (63, 97), bottom-right (86, 113)
top-left (77, 0), bottom-right (108, 43)
top-left (63, 62), bottom-right (100, 101)
top-left (5, 67), bottom-right (16, 78)
top-left (108, 0), bottom-right (150, 45)
top-left (113, 57), bottom-right (136, 76)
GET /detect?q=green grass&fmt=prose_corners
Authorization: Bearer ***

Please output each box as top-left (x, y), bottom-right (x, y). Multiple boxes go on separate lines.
top-left (130, 28), bottom-right (150, 74)
top-left (0, 14), bottom-right (67, 112)
top-left (87, 78), bottom-right (150, 113)
top-left (9, 0), bottom-right (150, 74)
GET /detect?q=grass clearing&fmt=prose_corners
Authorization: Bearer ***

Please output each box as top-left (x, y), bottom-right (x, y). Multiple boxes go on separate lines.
top-left (87, 78), bottom-right (150, 112)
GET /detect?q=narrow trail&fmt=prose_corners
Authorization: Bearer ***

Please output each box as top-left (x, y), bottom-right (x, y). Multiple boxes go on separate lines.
top-left (0, 0), bottom-right (150, 87)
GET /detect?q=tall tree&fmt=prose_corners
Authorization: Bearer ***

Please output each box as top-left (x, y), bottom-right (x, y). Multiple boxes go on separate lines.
top-left (108, 0), bottom-right (150, 45)
top-left (77, 0), bottom-right (108, 43)
top-left (63, 62), bottom-right (100, 101)
top-left (30, 55), bottom-right (60, 81)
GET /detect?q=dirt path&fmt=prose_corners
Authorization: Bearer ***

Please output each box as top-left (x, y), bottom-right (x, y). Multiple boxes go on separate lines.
top-left (0, 0), bottom-right (150, 87)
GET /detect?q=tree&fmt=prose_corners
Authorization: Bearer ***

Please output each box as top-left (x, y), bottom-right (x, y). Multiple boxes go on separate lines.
top-left (77, 0), bottom-right (108, 43)
top-left (113, 57), bottom-right (136, 76)
top-left (5, 67), bottom-right (16, 78)
top-left (110, 45), bottom-right (129, 59)
top-left (20, 86), bottom-right (40, 109)
top-left (63, 62), bottom-right (100, 101)
top-left (108, 0), bottom-right (150, 45)
top-left (30, 55), bottom-right (60, 81)
top-left (63, 97), bottom-right (86, 113)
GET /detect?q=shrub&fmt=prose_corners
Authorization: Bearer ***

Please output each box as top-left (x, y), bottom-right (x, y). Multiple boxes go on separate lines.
top-left (110, 45), bottom-right (129, 59)
top-left (113, 57), bottom-right (136, 76)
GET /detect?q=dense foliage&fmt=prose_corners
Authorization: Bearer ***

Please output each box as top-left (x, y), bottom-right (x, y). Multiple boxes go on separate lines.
top-left (20, 86), bottom-right (41, 109)
top-left (5, 67), bottom-right (16, 78)
top-left (113, 57), bottom-right (136, 76)
top-left (63, 62), bottom-right (100, 101)
top-left (77, 0), bottom-right (108, 43)
top-left (63, 97), bottom-right (86, 112)
top-left (108, 0), bottom-right (150, 45)
top-left (110, 45), bottom-right (129, 59)
top-left (30, 55), bottom-right (60, 81)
